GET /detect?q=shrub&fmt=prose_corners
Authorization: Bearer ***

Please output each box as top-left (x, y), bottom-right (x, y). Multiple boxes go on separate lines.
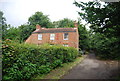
top-left (2, 40), bottom-right (78, 80)
top-left (94, 37), bottom-right (119, 60)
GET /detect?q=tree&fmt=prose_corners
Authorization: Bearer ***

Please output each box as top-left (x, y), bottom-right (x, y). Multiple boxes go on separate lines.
top-left (53, 18), bottom-right (74, 28)
top-left (19, 25), bottom-right (35, 42)
top-left (74, 1), bottom-right (120, 35)
top-left (78, 23), bottom-right (90, 50)
top-left (19, 11), bottom-right (55, 42)
top-left (0, 11), bottom-right (9, 40)
top-left (0, 11), bottom-right (3, 25)
top-left (0, 11), bottom-right (3, 41)
top-left (74, 1), bottom-right (120, 59)
top-left (6, 27), bottom-right (20, 42)
top-left (28, 11), bottom-right (53, 28)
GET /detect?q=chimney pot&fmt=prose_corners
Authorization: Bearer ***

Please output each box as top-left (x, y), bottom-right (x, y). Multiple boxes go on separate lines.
top-left (36, 24), bottom-right (41, 30)
top-left (74, 21), bottom-right (78, 27)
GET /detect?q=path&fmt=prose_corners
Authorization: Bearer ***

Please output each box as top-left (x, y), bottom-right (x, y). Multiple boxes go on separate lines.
top-left (61, 53), bottom-right (118, 79)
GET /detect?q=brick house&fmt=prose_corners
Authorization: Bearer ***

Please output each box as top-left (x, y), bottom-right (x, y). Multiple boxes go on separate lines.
top-left (25, 22), bottom-right (79, 49)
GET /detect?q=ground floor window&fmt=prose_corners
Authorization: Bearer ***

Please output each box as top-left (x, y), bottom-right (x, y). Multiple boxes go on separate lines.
top-left (63, 44), bottom-right (68, 47)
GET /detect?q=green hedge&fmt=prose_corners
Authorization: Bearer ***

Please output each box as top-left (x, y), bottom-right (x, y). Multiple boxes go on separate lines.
top-left (2, 40), bottom-right (78, 80)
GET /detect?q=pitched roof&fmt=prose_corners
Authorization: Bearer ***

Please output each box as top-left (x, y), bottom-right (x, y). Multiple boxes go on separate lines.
top-left (33, 27), bottom-right (77, 33)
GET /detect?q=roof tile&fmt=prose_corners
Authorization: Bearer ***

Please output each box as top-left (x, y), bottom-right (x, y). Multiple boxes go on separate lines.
top-left (33, 27), bottom-right (77, 33)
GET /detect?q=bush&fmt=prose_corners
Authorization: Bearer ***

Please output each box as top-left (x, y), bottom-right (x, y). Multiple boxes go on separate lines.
top-left (94, 37), bottom-right (119, 60)
top-left (2, 40), bottom-right (78, 80)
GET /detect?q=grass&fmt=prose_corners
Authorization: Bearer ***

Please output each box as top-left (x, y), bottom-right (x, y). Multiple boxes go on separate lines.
top-left (31, 55), bottom-right (85, 80)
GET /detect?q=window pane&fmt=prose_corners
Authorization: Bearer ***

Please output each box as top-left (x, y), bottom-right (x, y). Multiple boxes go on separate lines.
top-left (50, 34), bottom-right (55, 40)
top-left (63, 44), bottom-right (68, 47)
top-left (38, 34), bottom-right (42, 40)
top-left (51, 34), bottom-right (55, 37)
top-left (64, 33), bottom-right (68, 40)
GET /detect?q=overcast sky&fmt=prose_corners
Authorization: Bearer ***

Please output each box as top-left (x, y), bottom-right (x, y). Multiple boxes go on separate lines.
top-left (0, 0), bottom-right (91, 27)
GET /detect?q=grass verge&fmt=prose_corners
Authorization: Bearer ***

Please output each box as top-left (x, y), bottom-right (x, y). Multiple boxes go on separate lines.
top-left (32, 55), bottom-right (86, 80)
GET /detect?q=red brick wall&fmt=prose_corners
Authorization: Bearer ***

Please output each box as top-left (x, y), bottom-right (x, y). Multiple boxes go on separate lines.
top-left (25, 31), bottom-right (79, 49)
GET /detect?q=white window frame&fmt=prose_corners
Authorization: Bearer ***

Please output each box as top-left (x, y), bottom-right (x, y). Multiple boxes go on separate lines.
top-left (63, 44), bottom-right (68, 47)
top-left (63, 33), bottom-right (68, 40)
top-left (50, 34), bottom-right (55, 40)
top-left (38, 34), bottom-right (42, 40)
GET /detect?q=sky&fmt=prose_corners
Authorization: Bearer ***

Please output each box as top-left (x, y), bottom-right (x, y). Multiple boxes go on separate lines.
top-left (0, 0), bottom-right (91, 27)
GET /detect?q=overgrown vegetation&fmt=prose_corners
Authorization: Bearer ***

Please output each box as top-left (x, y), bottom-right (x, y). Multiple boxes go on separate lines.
top-left (2, 40), bottom-right (78, 80)
top-left (53, 18), bottom-right (75, 28)
top-left (74, 1), bottom-right (120, 60)
top-left (78, 24), bottom-right (90, 50)
top-left (34, 56), bottom-right (84, 79)
top-left (1, 1), bottom-right (120, 80)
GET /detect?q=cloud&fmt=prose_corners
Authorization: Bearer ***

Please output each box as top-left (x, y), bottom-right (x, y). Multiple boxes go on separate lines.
top-left (0, 0), bottom-right (89, 27)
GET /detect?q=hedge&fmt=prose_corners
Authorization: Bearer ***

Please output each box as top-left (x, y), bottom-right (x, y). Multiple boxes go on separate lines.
top-left (2, 39), bottom-right (78, 80)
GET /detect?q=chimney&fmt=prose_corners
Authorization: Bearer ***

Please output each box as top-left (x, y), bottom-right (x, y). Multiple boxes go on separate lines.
top-left (74, 20), bottom-right (78, 28)
top-left (36, 24), bottom-right (41, 30)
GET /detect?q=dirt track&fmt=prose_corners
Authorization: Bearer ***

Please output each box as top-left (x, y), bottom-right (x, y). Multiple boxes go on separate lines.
top-left (61, 53), bottom-right (119, 79)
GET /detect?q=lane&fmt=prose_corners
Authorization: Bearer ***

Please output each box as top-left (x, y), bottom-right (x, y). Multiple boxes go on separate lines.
top-left (61, 53), bottom-right (118, 79)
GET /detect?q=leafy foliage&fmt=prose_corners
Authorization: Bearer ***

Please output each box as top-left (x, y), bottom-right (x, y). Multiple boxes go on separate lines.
top-left (28, 11), bottom-right (53, 28)
top-left (78, 23), bottom-right (90, 50)
top-left (53, 18), bottom-right (74, 28)
top-left (90, 33), bottom-right (119, 59)
top-left (74, 1), bottom-right (120, 34)
top-left (0, 11), bottom-right (3, 25)
top-left (19, 25), bottom-right (35, 42)
top-left (0, 11), bottom-right (8, 40)
top-left (18, 11), bottom-right (55, 42)
top-left (1, 11), bottom-right (20, 41)
top-left (1, 11), bottom-right (55, 42)
top-left (6, 27), bottom-right (20, 42)
top-left (74, 1), bottom-right (120, 59)
top-left (2, 40), bottom-right (78, 80)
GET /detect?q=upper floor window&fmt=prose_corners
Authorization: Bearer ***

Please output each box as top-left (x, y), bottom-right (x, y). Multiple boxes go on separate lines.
top-left (63, 33), bottom-right (68, 40)
top-left (50, 34), bottom-right (55, 40)
top-left (38, 34), bottom-right (42, 40)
